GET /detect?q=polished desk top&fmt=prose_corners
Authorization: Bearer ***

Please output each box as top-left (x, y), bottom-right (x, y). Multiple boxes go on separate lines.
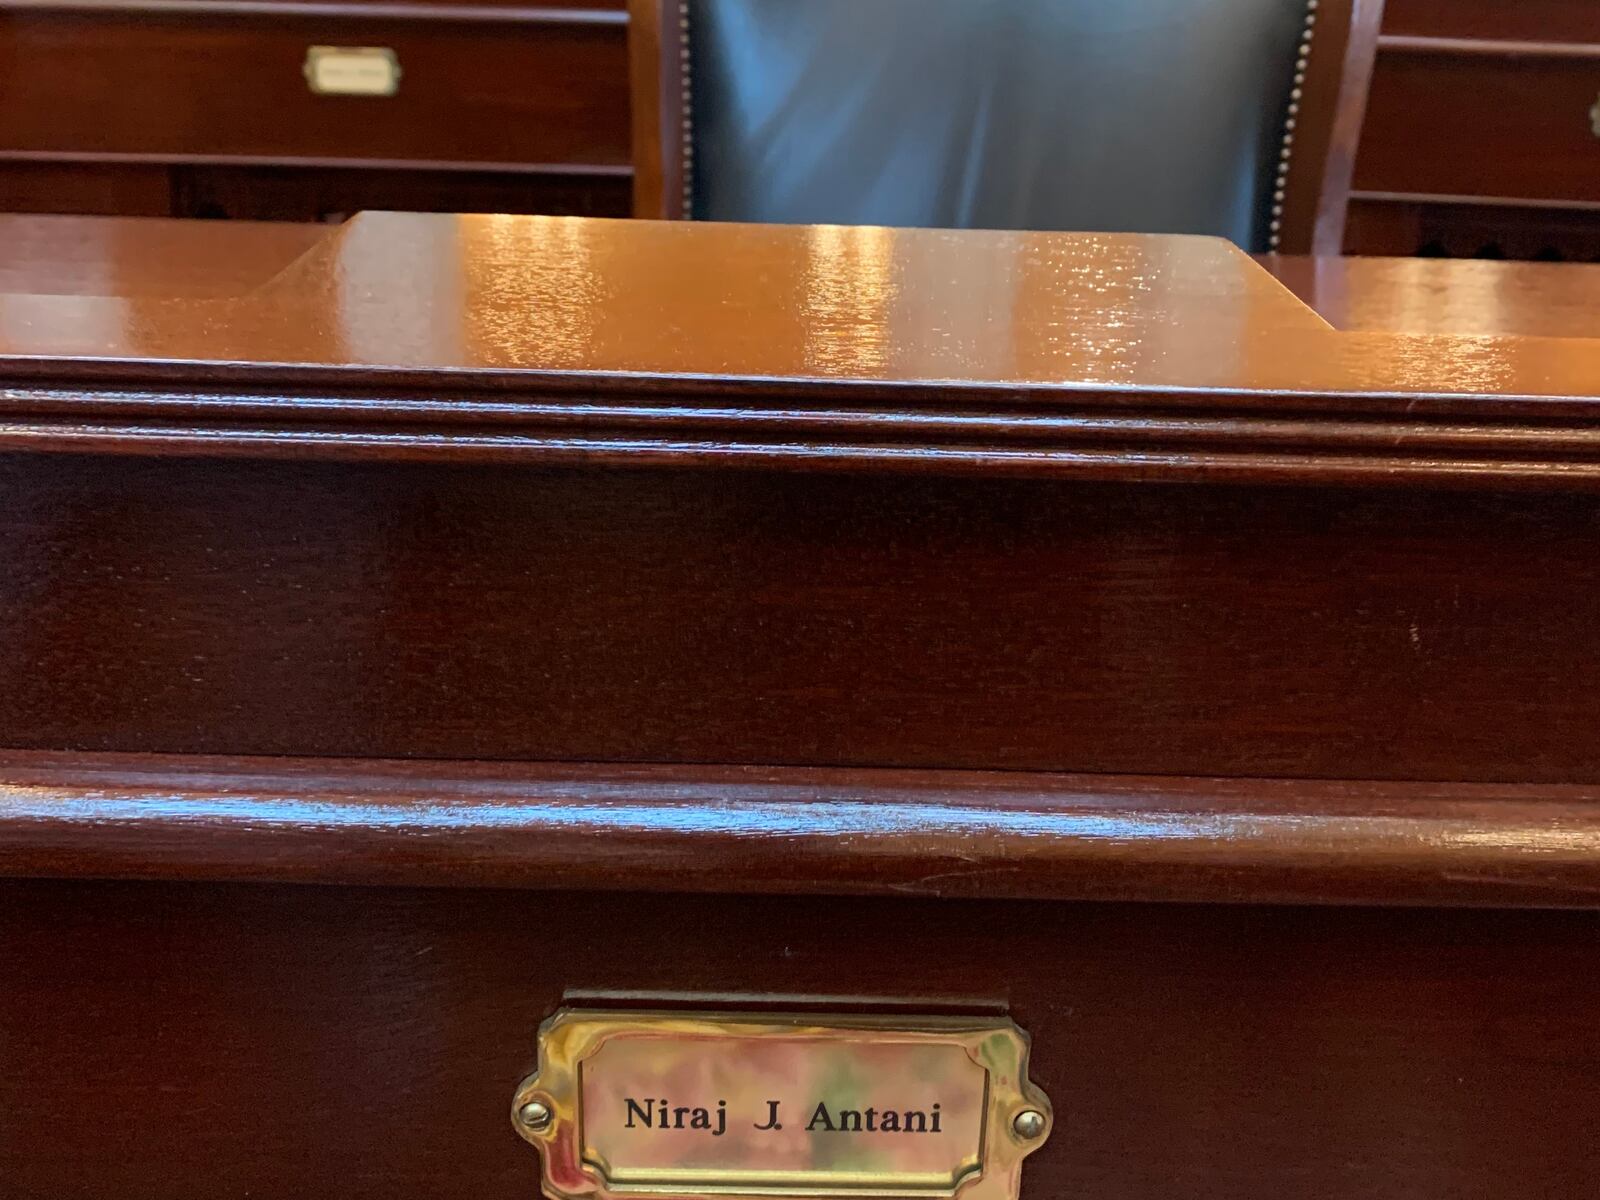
top-left (3, 212), bottom-right (1600, 489)
top-left (6, 212), bottom-right (1597, 337)
top-left (0, 210), bottom-right (1595, 388)
top-left (7, 210), bottom-right (1600, 333)
top-left (1263, 254), bottom-right (1600, 340)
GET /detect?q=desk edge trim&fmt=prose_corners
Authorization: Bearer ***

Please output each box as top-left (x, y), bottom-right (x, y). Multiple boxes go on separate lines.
top-left (3, 750), bottom-right (1599, 908)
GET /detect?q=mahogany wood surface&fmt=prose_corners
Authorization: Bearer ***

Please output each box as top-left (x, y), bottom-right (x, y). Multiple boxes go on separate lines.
top-left (5, 750), bottom-right (1600, 907)
top-left (4, 217), bottom-right (1600, 1199)
top-left (1355, 49), bottom-right (1600, 206)
top-left (1382, 0), bottom-right (1599, 43)
top-left (1264, 252), bottom-right (1600, 337)
top-left (6, 221), bottom-right (1600, 786)
top-left (0, 10), bottom-right (629, 167)
top-left (625, 0), bottom-right (686, 219)
top-left (14, 453), bottom-right (1600, 780)
top-left (0, 158), bottom-right (634, 222)
top-left (5, 214), bottom-right (1600, 483)
top-left (166, 162), bottom-right (634, 222)
top-left (0, 3), bottom-right (633, 220)
top-left (4, 876), bottom-right (1599, 1200)
top-left (0, 161), bottom-right (175, 217)
top-left (7, 210), bottom-right (1600, 393)
top-left (0, 213), bottom-right (327, 296)
top-left (1345, 0), bottom-right (1600, 258)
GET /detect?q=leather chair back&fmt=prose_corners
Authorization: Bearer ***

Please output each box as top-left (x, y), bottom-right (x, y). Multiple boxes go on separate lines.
top-left (630, 0), bottom-right (1382, 253)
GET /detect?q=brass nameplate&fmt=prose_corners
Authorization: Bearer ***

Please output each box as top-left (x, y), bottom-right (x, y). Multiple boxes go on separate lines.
top-left (512, 1010), bottom-right (1051, 1200)
top-left (303, 46), bottom-right (401, 97)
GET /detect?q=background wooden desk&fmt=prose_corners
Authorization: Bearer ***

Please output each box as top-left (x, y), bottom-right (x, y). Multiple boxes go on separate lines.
top-left (1265, 253), bottom-right (1600, 337)
top-left (1346, 0), bottom-right (1600, 259)
top-left (6, 0), bottom-right (1597, 259)
top-left (0, 1), bottom-right (634, 220)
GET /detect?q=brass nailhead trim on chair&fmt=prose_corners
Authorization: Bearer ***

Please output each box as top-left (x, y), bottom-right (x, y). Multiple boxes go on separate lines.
top-left (1269, 0), bottom-right (1319, 251)
top-left (679, 1), bottom-right (695, 217)
top-left (676, 3), bottom-right (1319, 236)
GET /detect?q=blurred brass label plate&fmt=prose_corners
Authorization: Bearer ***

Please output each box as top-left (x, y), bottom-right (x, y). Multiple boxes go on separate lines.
top-left (303, 46), bottom-right (401, 96)
top-left (513, 1010), bottom-right (1051, 1200)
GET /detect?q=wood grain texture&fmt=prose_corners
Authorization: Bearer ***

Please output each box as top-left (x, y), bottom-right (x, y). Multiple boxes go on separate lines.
top-left (1354, 48), bottom-right (1600, 205)
top-left (3, 213), bottom-right (1600, 493)
top-left (1263, 253), bottom-right (1600, 336)
top-left (1343, 0), bottom-right (1600, 257)
top-left (0, 10), bottom-right (630, 168)
top-left (1382, 0), bottom-right (1600, 43)
top-left (9, 455), bottom-right (1600, 781)
top-left (8, 206), bottom-right (1600, 1200)
top-left (3, 877), bottom-right (1599, 1199)
top-left (7, 0), bottom-right (624, 13)
top-left (0, 213), bottom-right (1339, 373)
top-left (22, 371), bottom-right (1600, 485)
top-left (4, 750), bottom-right (1600, 907)
top-left (0, 213), bottom-right (330, 296)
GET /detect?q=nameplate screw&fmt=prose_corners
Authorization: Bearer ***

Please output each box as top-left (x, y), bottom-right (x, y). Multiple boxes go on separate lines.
top-left (518, 1100), bottom-right (553, 1131)
top-left (1012, 1109), bottom-right (1046, 1139)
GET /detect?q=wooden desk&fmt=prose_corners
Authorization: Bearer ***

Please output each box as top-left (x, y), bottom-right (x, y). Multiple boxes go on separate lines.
top-left (1264, 252), bottom-right (1600, 337)
top-left (2, 216), bottom-right (1599, 1199)
top-left (1345, 0), bottom-right (1600, 259)
top-left (0, 4), bottom-right (634, 220)
top-left (0, 212), bottom-right (328, 296)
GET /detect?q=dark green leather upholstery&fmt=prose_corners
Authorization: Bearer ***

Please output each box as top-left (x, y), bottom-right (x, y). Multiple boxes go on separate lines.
top-left (691, 0), bottom-right (1307, 249)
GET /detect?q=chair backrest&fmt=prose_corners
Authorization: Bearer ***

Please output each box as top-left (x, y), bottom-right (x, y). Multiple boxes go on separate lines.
top-left (629, 0), bottom-right (1381, 253)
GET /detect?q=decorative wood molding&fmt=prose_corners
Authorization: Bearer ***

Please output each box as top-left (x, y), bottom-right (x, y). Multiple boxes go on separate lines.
top-left (1351, 189), bottom-right (1600, 213)
top-left (0, 0), bottom-right (627, 21)
top-left (10, 375), bottom-right (1600, 489)
top-left (3, 216), bottom-right (1598, 490)
top-left (0, 150), bottom-right (635, 176)
top-left (1378, 34), bottom-right (1600, 61)
top-left (4, 751), bottom-right (1600, 907)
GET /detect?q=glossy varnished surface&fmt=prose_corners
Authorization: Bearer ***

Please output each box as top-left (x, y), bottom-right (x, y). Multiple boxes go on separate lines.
top-left (0, 212), bottom-right (1335, 380)
top-left (1267, 253), bottom-right (1600, 338)
top-left (4, 878), bottom-right (1599, 1199)
top-left (6, 215), bottom-right (1600, 491)
top-left (5, 750), bottom-right (1600, 907)
top-left (6, 217), bottom-right (1600, 1200)
top-left (2, 210), bottom-right (1598, 397)
top-left (0, 214), bottom-right (329, 298)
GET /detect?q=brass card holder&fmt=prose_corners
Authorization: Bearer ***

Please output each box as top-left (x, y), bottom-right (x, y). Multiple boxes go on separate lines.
top-left (303, 46), bottom-right (401, 97)
top-left (512, 1009), bottom-right (1052, 1200)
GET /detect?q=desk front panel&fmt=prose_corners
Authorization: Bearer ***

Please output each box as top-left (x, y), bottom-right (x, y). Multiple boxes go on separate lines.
top-left (2, 879), bottom-right (1596, 1200)
top-left (5, 453), bottom-right (1600, 783)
